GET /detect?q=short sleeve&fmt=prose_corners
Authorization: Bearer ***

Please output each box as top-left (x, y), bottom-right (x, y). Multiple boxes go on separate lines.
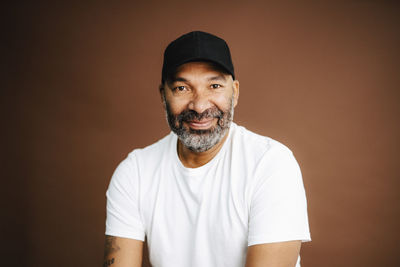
top-left (105, 153), bottom-right (145, 241)
top-left (248, 145), bottom-right (311, 246)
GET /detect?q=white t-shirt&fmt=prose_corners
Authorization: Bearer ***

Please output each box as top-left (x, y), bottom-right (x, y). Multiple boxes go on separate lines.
top-left (106, 123), bottom-right (311, 267)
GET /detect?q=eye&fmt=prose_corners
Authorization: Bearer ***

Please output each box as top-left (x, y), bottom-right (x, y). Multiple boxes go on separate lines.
top-left (211, 84), bottom-right (221, 89)
top-left (173, 85), bottom-right (187, 92)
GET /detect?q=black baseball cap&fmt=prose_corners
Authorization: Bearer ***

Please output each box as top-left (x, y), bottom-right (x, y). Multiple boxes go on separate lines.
top-left (161, 31), bottom-right (235, 83)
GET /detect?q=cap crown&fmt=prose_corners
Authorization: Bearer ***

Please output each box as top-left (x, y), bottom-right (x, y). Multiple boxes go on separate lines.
top-left (162, 31), bottom-right (235, 83)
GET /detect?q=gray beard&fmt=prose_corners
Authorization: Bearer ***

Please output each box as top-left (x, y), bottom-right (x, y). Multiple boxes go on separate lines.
top-left (163, 97), bottom-right (234, 153)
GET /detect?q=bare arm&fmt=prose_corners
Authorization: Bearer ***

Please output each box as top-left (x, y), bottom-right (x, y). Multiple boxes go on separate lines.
top-left (103, 235), bottom-right (144, 267)
top-left (245, 240), bottom-right (301, 267)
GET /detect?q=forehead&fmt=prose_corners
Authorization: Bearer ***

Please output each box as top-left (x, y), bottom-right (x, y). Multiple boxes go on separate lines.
top-left (170, 61), bottom-right (231, 81)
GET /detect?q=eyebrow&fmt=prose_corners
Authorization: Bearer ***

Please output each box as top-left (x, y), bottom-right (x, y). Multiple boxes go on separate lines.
top-left (171, 75), bottom-right (227, 83)
top-left (172, 77), bottom-right (188, 83)
top-left (208, 75), bottom-right (227, 82)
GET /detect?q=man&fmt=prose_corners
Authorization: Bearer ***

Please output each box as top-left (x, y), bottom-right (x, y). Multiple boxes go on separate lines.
top-left (104, 31), bottom-right (311, 267)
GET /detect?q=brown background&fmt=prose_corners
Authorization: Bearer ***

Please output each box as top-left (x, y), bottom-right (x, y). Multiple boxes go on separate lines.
top-left (3, 1), bottom-right (400, 267)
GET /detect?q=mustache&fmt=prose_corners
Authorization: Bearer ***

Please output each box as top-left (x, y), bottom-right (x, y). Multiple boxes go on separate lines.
top-left (177, 107), bottom-right (223, 122)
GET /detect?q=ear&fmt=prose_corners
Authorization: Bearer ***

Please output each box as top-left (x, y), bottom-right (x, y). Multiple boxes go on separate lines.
top-left (232, 80), bottom-right (239, 107)
top-left (159, 84), bottom-right (166, 105)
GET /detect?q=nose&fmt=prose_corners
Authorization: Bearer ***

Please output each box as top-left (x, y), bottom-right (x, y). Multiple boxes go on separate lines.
top-left (187, 90), bottom-right (213, 114)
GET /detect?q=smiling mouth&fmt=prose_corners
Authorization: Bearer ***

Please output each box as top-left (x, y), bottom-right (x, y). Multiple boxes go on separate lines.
top-left (185, 118), bottom-right (216, 130)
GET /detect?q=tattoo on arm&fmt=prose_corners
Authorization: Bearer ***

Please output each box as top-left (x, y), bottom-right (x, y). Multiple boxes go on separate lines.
top-left (104, 235), bottom-right (121, 255)
top-left (103, 258), bottom-right (115, 267)
top-left (103, 235), bottom-right (120, 266)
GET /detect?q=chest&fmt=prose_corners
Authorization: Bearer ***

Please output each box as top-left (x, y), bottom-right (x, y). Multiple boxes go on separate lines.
top-left (140, 167), bottom-right (250, 267)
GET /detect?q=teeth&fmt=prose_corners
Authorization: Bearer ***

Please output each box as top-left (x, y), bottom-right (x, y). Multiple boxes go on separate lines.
top-left (188, 119), bottom-right (213, 128)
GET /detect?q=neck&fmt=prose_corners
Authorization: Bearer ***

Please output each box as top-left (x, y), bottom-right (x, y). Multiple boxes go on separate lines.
top-left (177, 130), bottom-right (230, 168)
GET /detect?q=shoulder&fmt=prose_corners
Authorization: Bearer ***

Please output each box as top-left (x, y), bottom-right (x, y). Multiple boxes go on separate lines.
top-left (230, 123), bottom-right (294, 163)
top-left (235, 125), bottom-right (302, 187)
top-left (127, 132), bottom-right (175, 163)
top-left (110, 132), bottom-right (175, 184)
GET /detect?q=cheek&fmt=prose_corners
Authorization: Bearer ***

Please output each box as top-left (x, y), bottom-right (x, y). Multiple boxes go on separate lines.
top-left (213, 93), bottom-right (233, 110)
top-left (166, 97), bottom-right (189, 115)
